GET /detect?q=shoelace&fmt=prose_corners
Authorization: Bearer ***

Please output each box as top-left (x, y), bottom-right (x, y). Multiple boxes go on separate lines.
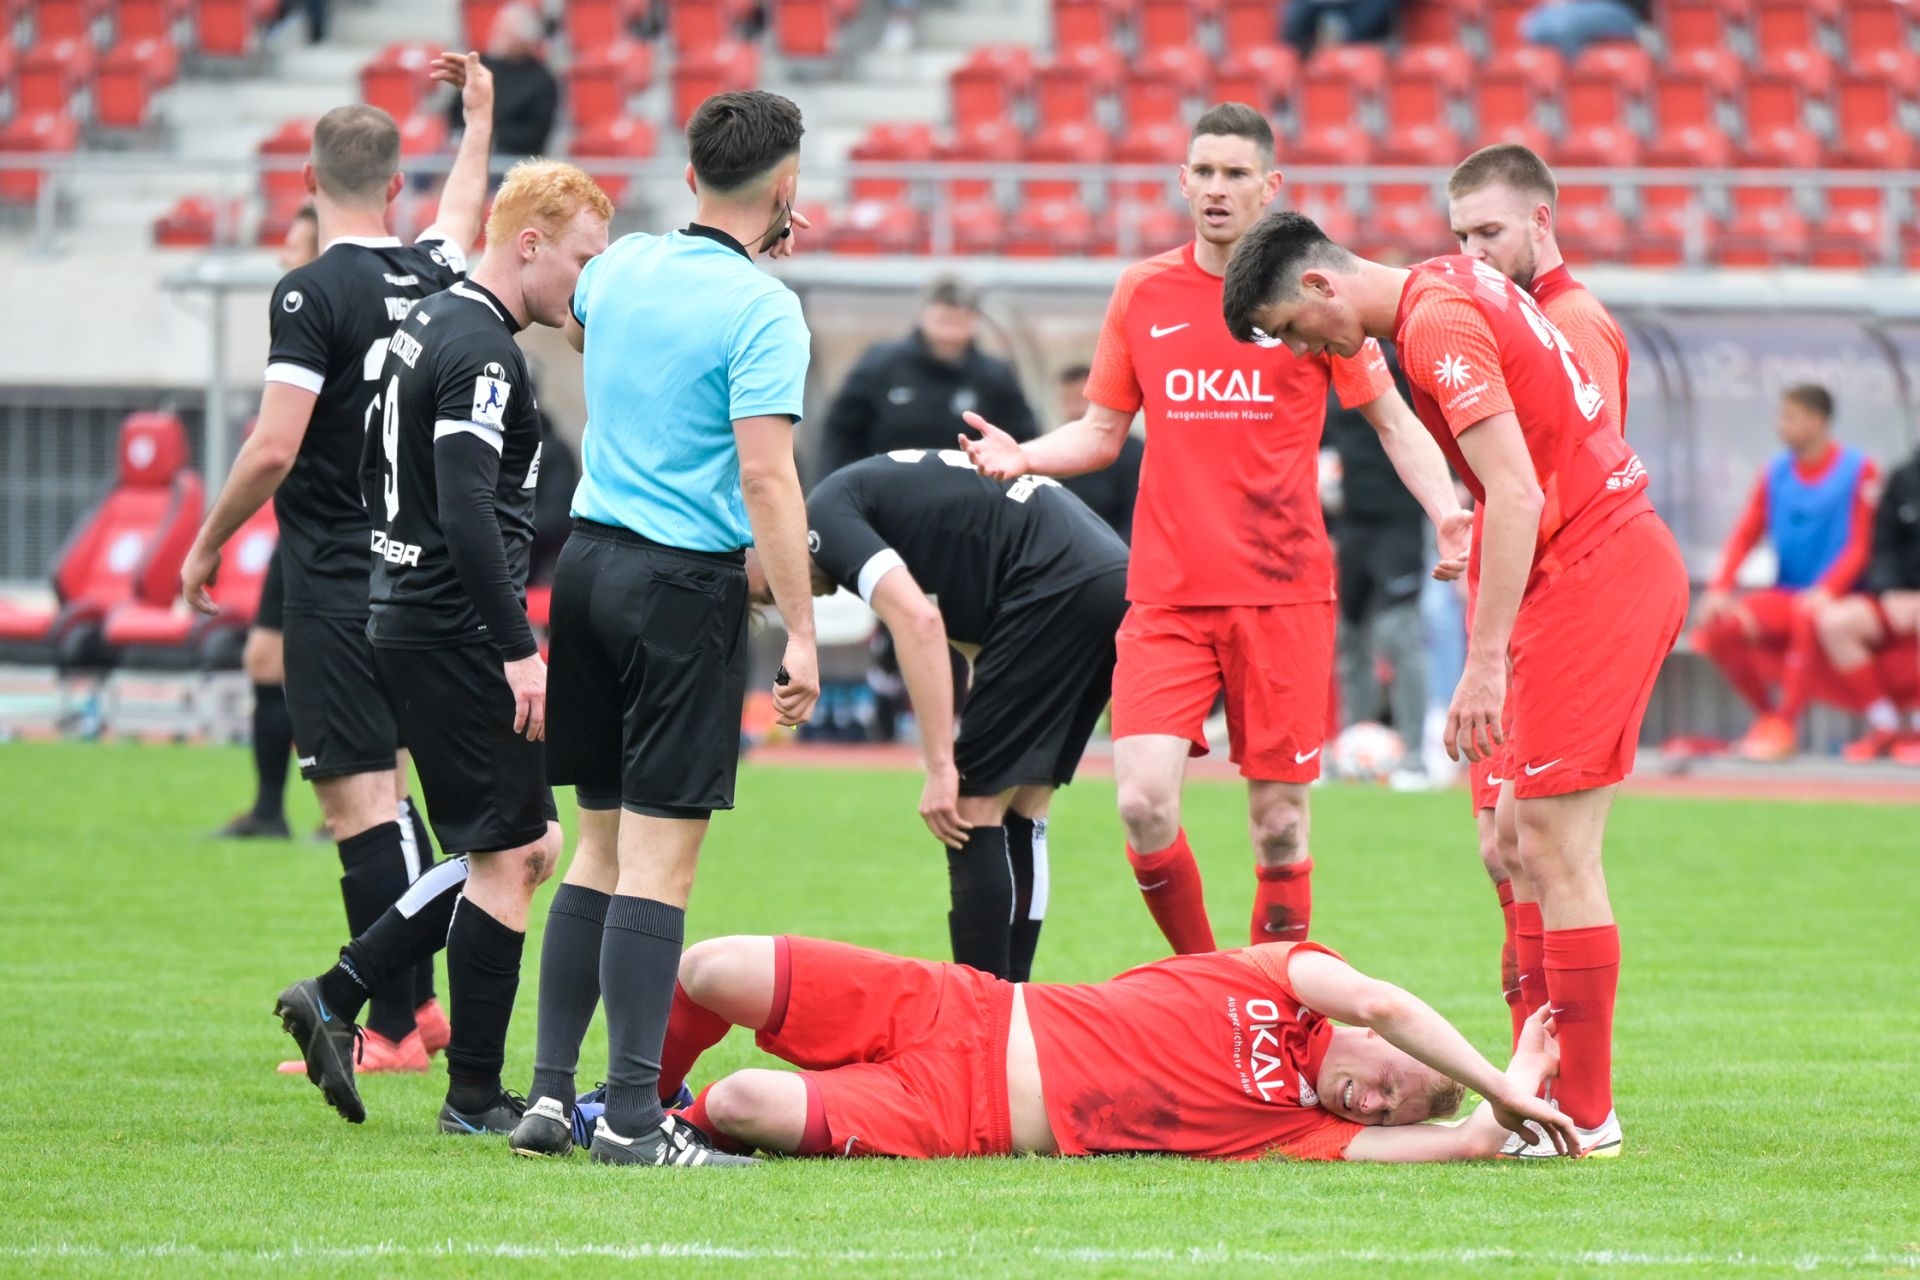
top-left (499, 1089), bottom-right (529, 1119)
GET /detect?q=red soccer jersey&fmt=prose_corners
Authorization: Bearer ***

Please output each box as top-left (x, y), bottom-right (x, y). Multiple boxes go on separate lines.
top-left (1025, 942), bottom-right (1365, 1161)
top-left (1085, 242), bottom-right (1394, 607)
top-left (1530, 263), bottom-right (1629, 431)
top-left (1395, 256), bottom-right (1652, 586)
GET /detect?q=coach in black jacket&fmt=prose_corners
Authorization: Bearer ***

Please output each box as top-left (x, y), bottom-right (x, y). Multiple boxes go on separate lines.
top-left (816, 274), bottom-right (1038, 478)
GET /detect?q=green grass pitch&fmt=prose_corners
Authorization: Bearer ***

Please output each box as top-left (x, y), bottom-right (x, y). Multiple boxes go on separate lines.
top-left (2, 741), bottom-right (1916, 1278)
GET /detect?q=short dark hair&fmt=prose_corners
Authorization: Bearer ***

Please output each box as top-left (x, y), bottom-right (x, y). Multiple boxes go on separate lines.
top-left (921, 272), bottom-right (979, 311)
top-left (1059, 362), bottom-right (1092, 384)
top-left (685, 90), bottom-right (805, 195)
top-left (1447, 142), bottom-right (1559, 205)
top-left (1221, 211), bottom-right (1358, 343)
top-left (311, 104), bottom-right (401, 203)
top-left (1190, 102), bottom-right (1274, 166)
top-left (1782, 383), bottom-right (1834, 419)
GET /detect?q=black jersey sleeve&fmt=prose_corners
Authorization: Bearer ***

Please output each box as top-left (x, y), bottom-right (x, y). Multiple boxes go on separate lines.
top-left (435, 431), bottom-right (539, 660)
top-left (805, 472), bottom-right (899, 601)
top-left (408, 229), bottom-right (469, 282)
top-left (264, 270), bottom-right (335, 390)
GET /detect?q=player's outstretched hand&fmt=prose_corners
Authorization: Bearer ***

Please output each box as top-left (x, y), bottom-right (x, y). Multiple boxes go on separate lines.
top-left (1490, 1086), bottom-right (1579, 1157)
top-left (919, 762), bottom-right (973, 849)
top-left (773, 636), bottom-right (820, 728)
top-left (181, 544), bottom-right (221, 616)
top-left (504, 653), bottom-right (547, 741)
top-left (1433, 509), bottom-right (1472, 582)
top-left (431, 51), bottom-right (494, 123)
top-left (767, 207), bottom-right (810, 260)
top-left (960, 412), bottom-right (1029, 481)
top-left (1444, 655), bottom-right (1505, 762)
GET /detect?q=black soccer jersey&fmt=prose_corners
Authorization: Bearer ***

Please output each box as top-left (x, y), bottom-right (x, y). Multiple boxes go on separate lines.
top-left (806, 448), bottom-right (1129, 645)
top-left (364, 279), bottom-right (542, 660)
top-left (265, 232), bottom-right (465, 617)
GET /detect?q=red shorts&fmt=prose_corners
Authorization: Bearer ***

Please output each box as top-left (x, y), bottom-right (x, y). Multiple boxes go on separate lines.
top-left (1468, 696), bottom-right (1516, 813)
top-left (755, 937), bottom-right (1014, 1159)
top-left (1507, 513), bottom-right (1688, 800)
top-left (1111, 600), bottom-right (1336, 782)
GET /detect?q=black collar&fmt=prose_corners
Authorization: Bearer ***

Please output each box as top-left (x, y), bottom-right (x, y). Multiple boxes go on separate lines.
top-left (684, 223), bottom-right (752, 260)
top-left (457, 278), bottom-right (526, 333)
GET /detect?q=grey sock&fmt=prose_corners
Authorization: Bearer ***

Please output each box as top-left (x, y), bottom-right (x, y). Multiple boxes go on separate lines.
top-left (600, 895), bottom-right (685, 1137)
top-left (528, 884), bottom-right (611, 1112)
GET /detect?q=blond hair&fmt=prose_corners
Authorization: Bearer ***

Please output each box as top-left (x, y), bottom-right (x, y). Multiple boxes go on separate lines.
top-left (1447, 143), bottom-right (1558, 206)
top-left (1422, 1073), bottom-right (1468, 1121)
top-left (484, 160), bottom-right (614, 249)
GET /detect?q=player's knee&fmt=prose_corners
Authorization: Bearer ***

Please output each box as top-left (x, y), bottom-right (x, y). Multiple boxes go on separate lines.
top-left (1476, 826), bottom-right (1506, 881)
top-left (519, 827), bottom-right (560, 891)
top-left (1252, 808), bottom-right (1305, 865)
top-left (242, 631), bottom-right (282, 684)
top-left (701, 1073), bottom-right (769, 1135)
top-left (678, 936), bottom-right (740, 1003)
top-left (1116, 780), bottom-right (1178, 845)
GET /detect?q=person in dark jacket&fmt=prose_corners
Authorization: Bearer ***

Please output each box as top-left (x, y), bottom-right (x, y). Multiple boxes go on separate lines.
top-left (448, 3), bottom-right (559, 162)
top-left (816, 274), bottom-right (1037, 478)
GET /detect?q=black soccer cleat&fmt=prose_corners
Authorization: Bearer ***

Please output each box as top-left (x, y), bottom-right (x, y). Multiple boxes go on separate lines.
top-left (588, 1115), bottom-right (760, 1167)
top-left (213, 811), bottom-right (292, 840)
top-left (507, 1095), bottom-right (575, 1158)
top-left (439, 1090), bottom-right (527, 1136)
top-left (273, 978), bottom-right (365, 1123)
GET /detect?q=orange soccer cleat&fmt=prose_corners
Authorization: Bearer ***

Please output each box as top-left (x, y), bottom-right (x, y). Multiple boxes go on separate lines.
top-left (415, 998), bottom-right (450, 1058)
top-left (1890, 733), bottom-right (1920, 767)
top-left (1736, 713), bottom-right (1797, 762)
top-left (1841, 728), bottom-right (1901, 762)
top-left (276, 1027), bottom-right (430, 1076)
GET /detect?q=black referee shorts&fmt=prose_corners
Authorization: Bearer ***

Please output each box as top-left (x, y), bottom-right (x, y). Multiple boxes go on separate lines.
top-left (546, 520), bottom-right (750, 818)
top-left (373, 642), bottom-right (557, 855)
top-left (254, 544), bottom-right (285, 632)
top-left (957, 567), bottom-right (1129, 796)
top-left (282, 611), bottom-right (400, 782)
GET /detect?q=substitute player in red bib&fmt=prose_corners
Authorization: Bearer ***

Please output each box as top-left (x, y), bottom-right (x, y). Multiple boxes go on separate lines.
top-left (640, 933), bottom-right (1574, 1163)
top-left (1222, 213), bottom-right (1689, 1157)
top-left (1446, 144), bottom-right (1631, 1048)
top-left (965, 104), bottom-right (1467, 954)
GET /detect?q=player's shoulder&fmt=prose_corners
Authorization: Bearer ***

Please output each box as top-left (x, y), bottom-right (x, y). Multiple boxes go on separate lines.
top-left (272, 252), bottom-right (345, 312)
top-left (1110, 246), bottom-right (1189, 308)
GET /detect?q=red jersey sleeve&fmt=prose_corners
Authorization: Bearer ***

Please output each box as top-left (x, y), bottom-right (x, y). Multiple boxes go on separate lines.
top-left (1711, 476), bottom-right (1770, 591)
top-left (1084, 267), bottom-right (1146, 415)
top-left (1326, 338), bottom-right (1396, 409)
top-left (1398, 292), bottom-right (1516, 436)
top-left (1817, 458), bottom-right (1882, 595)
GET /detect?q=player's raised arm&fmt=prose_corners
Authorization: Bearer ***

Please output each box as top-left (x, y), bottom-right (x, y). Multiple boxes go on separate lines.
top-left (183, 382), bottom-right (316, 613)
top-left (427, 52), bottom-right (495, 251)
top-left (1355, 389), bottom-right (1472, 578)
top-left (866, 568), bottom-right (968, 848)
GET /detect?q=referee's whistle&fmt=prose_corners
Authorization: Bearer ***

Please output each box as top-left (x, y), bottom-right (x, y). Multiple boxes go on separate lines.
top-left (775, 664), bottom-right (791, 686)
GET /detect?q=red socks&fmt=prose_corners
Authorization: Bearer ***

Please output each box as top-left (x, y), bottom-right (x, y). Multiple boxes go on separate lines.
top-left (659, 981), bottom-right (732, 1105)
top-left (1698, 617), bottom-right (1773, 715)
top-left (1127, 832), bottom-right (1217, 954)
top-left (1544, 924), bottom-right (1621, 1130)
top-left (1514, 900), bottom-right (1547, 1023)
top-left (1251, 857), bottom-right (1313, 945)
top-left (1496, 880), bottom-right (1526, 1048)
top-left (1775, 610), bottom-right (1823, 721)
top-left (682, 1084), bottom-right (755, 1156)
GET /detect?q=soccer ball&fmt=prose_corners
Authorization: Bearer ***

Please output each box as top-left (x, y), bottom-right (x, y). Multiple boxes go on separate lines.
top-left (1330, 721), bottom-right (1406, 782)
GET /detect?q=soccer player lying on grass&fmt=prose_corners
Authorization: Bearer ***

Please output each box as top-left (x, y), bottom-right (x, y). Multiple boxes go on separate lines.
top-left (563, 935), bottom-right (1577, 1164)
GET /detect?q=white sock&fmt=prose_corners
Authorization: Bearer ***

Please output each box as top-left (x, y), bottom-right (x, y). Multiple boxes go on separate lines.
top-left (1866, 700), bottom-right (1900, 733)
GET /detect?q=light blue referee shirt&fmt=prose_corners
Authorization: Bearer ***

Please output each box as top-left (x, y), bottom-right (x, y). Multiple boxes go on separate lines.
top-left (570, 225), bottom-right (812, 551)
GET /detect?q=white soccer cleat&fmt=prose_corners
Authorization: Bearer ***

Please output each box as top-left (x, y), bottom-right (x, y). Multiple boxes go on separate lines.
top-left (1506, 1107), bottom-right (1624, 1160)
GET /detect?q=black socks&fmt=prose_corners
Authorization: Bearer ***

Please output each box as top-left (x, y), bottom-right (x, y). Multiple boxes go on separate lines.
top-left (947, 824), bottom-right (1014, 979)
top-left (249, 683), bottom-right (292, 821)
top-left (600, 895), bottom-right (686, 1137)
top-left (528, 884), bottom-right (611, 1113)
top-left (1005, 813), bottom-right (1050, 983)
top-left (444, 898), bottom-right (525, 1112)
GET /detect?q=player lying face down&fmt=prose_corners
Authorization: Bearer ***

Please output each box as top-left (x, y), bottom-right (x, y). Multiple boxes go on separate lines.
top-left (645, 934), bottom-right (1578, 1164)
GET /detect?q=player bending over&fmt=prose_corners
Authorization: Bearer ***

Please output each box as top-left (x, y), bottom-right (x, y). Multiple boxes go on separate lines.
top-left (558, 934), bottom-right (1575, 1164)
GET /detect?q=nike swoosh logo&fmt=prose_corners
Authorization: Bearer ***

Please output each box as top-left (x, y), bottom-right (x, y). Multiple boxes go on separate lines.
top-left (1135, 879), bottom-right (1169, 892)
top-left (1485, 776), bottom-right (1506, 786)
top-left (1524, 759), bottom-right (1563, 776)
top-left (1150, 323), bottom-right (1189, 338)
top-left (317, 998), bottom-right (332, 1023)
top-left (1295, 748), bottom-right (1321, 764)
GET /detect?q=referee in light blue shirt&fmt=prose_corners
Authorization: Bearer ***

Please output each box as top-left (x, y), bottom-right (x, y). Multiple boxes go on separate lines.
top-left (510, 90), bottom-right (819, 1169)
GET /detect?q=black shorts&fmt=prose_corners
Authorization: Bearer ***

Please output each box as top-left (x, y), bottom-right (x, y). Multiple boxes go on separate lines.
top-left (957, 566), bottom-right (1129, 796)
top-left (545, 520), bottom-right (749, 818)
top-left (282, 611), bottom-right (399, 782)
top-left (255, 543), bottom-right (285, 632)
top-left (373, 642), bottom-right (557, 854)
top-left (1335, 519), bottom-right (1424, 628)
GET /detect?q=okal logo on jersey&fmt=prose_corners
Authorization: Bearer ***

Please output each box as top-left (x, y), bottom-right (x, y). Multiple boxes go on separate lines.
top-left (473, 363), bottom-right (511, 429)
top-left (1163, 369), bottom-right (1276, 403)
top-left (1244, 998), bottom-right (1294, 1102)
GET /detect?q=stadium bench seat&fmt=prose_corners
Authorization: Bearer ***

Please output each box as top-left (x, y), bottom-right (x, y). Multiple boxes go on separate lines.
top-left (849, 121), bottom-right (938, 201)
top-left (360, 42), bottom-right (439, 122)
top-left (772, 0), bottom-right (857, 58)
top-left (1214, 45), bottom-right (1298, 115)
top-left (1298, 45), bottom-right (1387, 131)
top-left (1034, 45), bottom-right (1124, 130)
top-left (567, 38), bottom-right (653, 130)
top-left (671, 39), bottom-right (759, 126)
top-left (95, 36), bottom-right (178, 130)
top-left (0, 412), bottom-right (202, 670)
top-left (564, 0), bottom-right (649, 50)
top-left (949, 45), bottom-right (1034, 132)
top-left (194, 0), bottom-right (275, 59)
top-left (1565, 44), bottom-right (1651, 132)
top-left (151, 192), bottom-right (241, 247)
top-left (1138, 0), bottom-right (1215, 52)
top-left (1006, 195), bottom-right (1100, 258)
top-left (823, 197), bottom-right (927, 255)
top-left (668, 0), bottom-right (757, 51)
top-left (18, 38), bottom-right (96, 120)
top-left (1109, 117), bottom-right (1185, 203)
top-left (1473, 47), bottom-right (1563, 135)
top-left (569, 115), bottom-right (657, 204)
top-left (0, 111), bottom-right (81, 203)
top-left (102, 501), bottom-right (274, 670)
top-left (1388, 44), bottom-right (1473, 130)
top-left (1221, 0), bottom-right (1282, 45)
top-left (1123, 45), bottom-right (1207, 129)
top-left (1021, 120), bottom-right (1109, 201)
top-left (940, 118), bottom-right (1021, 201)
top-left (1053, 0), bottom-right (1129, 52)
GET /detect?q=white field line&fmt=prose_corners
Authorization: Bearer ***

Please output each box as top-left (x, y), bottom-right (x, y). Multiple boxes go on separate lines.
top-left (3, 1242), bottom-right (1914, 1271)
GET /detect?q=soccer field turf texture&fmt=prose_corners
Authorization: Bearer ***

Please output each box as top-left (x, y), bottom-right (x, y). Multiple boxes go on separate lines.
top-left (2, 743), bottom-right (1915, 1280)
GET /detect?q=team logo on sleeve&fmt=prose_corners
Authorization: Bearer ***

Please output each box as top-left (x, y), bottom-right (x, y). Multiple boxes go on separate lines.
top-left (282, 291), bottom-right (304, 313)
top-left (472, 362), bottom-right (511, 428)
top-left (807, 530), bottom-right (821, 553)
top-left (1434, 354), bottom-right (1472, 388)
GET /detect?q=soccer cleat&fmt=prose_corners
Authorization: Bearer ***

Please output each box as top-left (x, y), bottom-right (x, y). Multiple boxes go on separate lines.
top-left (414, 998), bottom-right (450, 1058)
top-left (355, 1027), bottom-right (431, 1073)
top-left (1892, 734), bottom-right (1920, 767)
top-left (508, 1096), bottom-right (576, 1158)
top-left (1507, 1108), bottom-right (1624, 1160)
top-left (440, 1090), bottom-right (527, 1136)
top-left (664, 1082), bottom-right (695, 1112)
top-left (588, 1114), bottom-right (760, 1167)
top-left (1736, 714), bottom-right (1796, 762)
top-left (1841, 728), bottom-right (1900, 762)
top-left (273, 978), bottom-right (365, 1124)
top-left (213, 811), bottom-right (292, 840)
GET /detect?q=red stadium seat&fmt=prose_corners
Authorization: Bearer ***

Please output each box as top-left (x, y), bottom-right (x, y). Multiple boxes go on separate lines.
top-left (1810, 189), bottom-right (1892, 268)
top-left (1378, 120), bottom-right (1463, 168)
top-left (1558, 122), bottom-right (1641, 166)
top-left (1356, 194), bottom-right (1453, 261)
top-left (1221, 0), bottom-right (1281, 45)
top-left (194, 0), bottom-right (273, 58)
top-left (1473, 121), bottom-right (1555, 156)
top-left (849, 121), bottom-right (937, 201)
top-left (35, 0), bottom-right (105, 39)
top-left (1629, 185), bottom-right (1713, 266)
top-left (1021, 119), bottom-right (1109, 200)
top-left (1388, 44), bottom-right (1473, 129)
top-left (567, 38), bottom-right (653, 129)
top-left (1831, 73), bottom-right (1908, 165)
top-left (823, 197), bottom-right (928, 255)
top-left (0, 412), bottom-right (203, 669)
top-left (949, 45), bottom-right (1034, 130)
top-left (1660, 0), bottom-right (1748, 53)
top-left (1289, 121), bottom-right (1373, 166)
top-left (1395, 0), bottom-right (1472, 46)
top-left (1717, 188), bottom-right (1809, 266)
top-left (1215, 45), bottom-right (1298, 115)
top-left (1006, 195), bottom-right (1100, 257)
top-left (1473, 46), bottom-right (1562, 135)
top-left (0, 111), bottom-right (81, 203)
top-left (570, 116), bottom-right (656, 204)
top-left (18, 38), bottom-right (95, 119)
top-left (397, 111), bottom-right (447, 159)
top-left (1103, 198), bottom-right (1189, 256)
top-left (151, 193), bottom-right (242, 247)
top-left (360, 42), bottom-right (438, 122)
top-left (95, 36), bottom-right (176, 129)
top-left (564, 0), bottom-right (647, 50)
top-left (1752, 0), bottom-right (1825, 58)
top-left (1756, 48), bottom-right (1836, 102)
top-left (668, 0), bottom-right (755, 50)
top-left (671, 39), bottom-right (758, 126)
top-left (1553, 196), bottom-right (1628, 264)
top-left (1485, 0), bottom-right (1531, 47)
top-left (103, 501), bottom-right (275, 667)
top-left (947, 198), bottom-right (1006, 256)
top-left (1054, 0), bottom-right (1129, 51)
top-left (772, 0), bottom-right (856, 58)
top-left (1110, 117), bottom-right (1185, 203)
top-left (1844, 0), bottom-right (1915, 59)
top-left (256, 118), bottom-right (313, 204)
top-left (1034, 45), bottom-right (1123, 129)
top-left (1643, 120), bottom-right (1734, 167)
top-left (1742, 121), bottom-right (1822, 166)
top-left (1138, 0), bottom-right (1215, 51)
top-left (1565, 44), bottom-right (1651, 131)
top-left (460, 0), bottom-right (504, 50)
top-left (1852, 47), bottom-right (1920, 98)
top-left (1122, 46), bottom-right (1206, 128)
top-left (1299, 45), bottom-right (1387, 130)
top-left (940, 118), bottom-right (1021, 201)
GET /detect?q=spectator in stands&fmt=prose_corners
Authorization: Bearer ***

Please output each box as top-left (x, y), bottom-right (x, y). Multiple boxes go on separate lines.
top-left (1284, 0), bottom-right (1402, 56)
top-left (1695, 384), bottom-right (1880, 761)
top-left (1056, 363), bottom-right (1144, 544)
top-left (880, 0), bottom-right (919, 53)
top-left (281, 203), bottom-right (318, 272)
top-left (1810, 445), bottom-right (1920, 762)
top-left (1519, 0), bottom-right (1651, 62)
top-left (1323, 342), bottom-right (1428, 787)
top-left (275, 0), bottom-right (330, 45)
top-left (447, 4), bottom-right (559, 163)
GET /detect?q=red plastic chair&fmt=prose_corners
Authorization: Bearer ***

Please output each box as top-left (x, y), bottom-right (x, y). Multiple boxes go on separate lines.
top-left (103, 502), bottom-right (275, 668)
top-left (1629, 184), bottom-right (1714, 266)
top-left (1473, 47), bottom-right (1563, 135)
top-left (360, 42), bottom-right (438, 121)
top-left (1485, 0), bottom-right (1532, 47)
top-left (849, 121), bottom-right (938, 201)
top-left (1378, 121), bottom-right (1464, 168)
top-left (564, 0), bottom-right (647, 50)
top-left (568, 38), bottom-right (654, 129)
top-left (1388, 44), bottom-right (1473, 129)
top-left (772, 0), bottom-right (856, 57)
top-left (1643, 121), bottom-right (1735, 168)
top-left (18, 38), bottom-right (96, 118)
top-left (668, 0), bottom-right (755, 50)
top-left (1810, 189), bottom-right (1892, 268)
top-left (0, 112), bottom-right (81, 203)
top-left (195, 0), bottom-right (274, 58)
top-left (671, 40), bottom-right (759, 127)
top-left (460, 0), bottom-right (505, 50)
top-left (1717, 190), bottom-right (1809, 266)
top-left (1298, 45), bottom-right (1388, 130)
top-left (38, 0), bottom-right (107, 38)
top-left (1221, 0), bottom-right (1280, 45)
top-left (1742, 121), bottom-right (1822, 167)
top-left (946, 198), bottom-right (1007, 256)
top-left (1215, 44), bottom-right (1298, 115)
top-left (1289, 121), bottom-right (1374, 166)
top-left (1844, 0), bottom-right (1914, 57)
top-left (1138, 0), bottom-right (1215, 51)
top-left (1752, 0), bottom-right (1824, 58)
top-left (571, 116), bottom-right (657, 204)
top-left (1034, 45), bottom-right (1124, 130)
top-left (1006, 195), bottom-right (1100, 258)
top-left (1565, 44), bottom-right (1651, 131)
top-left (151, 193), bottom-right (243, 247)
top-left (95, 35), bottom-right (177, 129)
top-left (1558, 122), bottom-right (1641, 167)
top-left (1103, 198), bottom-right (1190, 257)
top-left (949, 45), bottom-right (1034, 131)
top-left (939, 118), bottom-right (1021, 201)
top-left (1054, 0), bottom-right (1130, 51)
top-left (1021, 120), bottom-right (1109, 201)
top-left (824, 197), bottom-right (928, 255)
top-left (256, 118), bottom-right (313, 204)
top-left (1110, 117), bottom-right (1186, 204)
top-left (1554, 196), bottom-right (1629, 264)
top-left (1122, 45), bottom-right (1206, 129)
